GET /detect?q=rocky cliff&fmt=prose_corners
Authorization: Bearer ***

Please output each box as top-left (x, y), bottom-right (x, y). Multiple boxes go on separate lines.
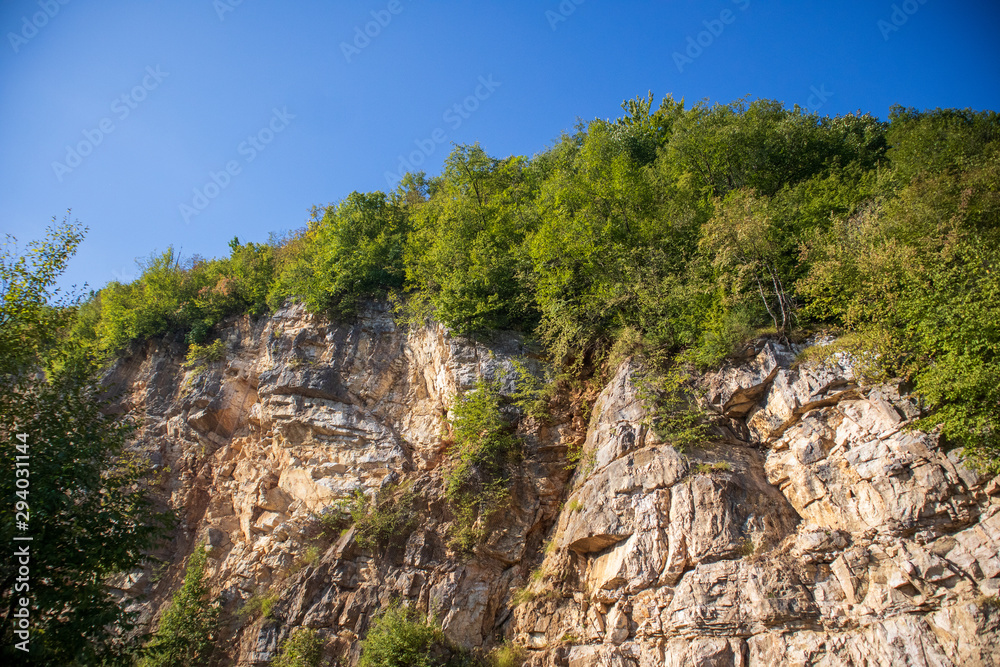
top-left (107, 303), bottom-right (1000, 666)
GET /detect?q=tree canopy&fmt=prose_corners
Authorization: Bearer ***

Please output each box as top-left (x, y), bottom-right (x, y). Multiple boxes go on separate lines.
top-left (61, 98), bottom-right (1000, 471)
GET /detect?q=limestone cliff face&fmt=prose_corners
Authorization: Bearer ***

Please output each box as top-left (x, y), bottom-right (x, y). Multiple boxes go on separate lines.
top-left (108, 304), bottom-right (1000, 666)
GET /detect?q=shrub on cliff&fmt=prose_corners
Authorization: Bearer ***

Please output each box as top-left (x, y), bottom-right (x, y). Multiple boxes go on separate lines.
top-left (445, 378), bottom-right (522, 551)
top-left (358, 604), bottom-right (442, 667)
top-left (72, 236), bottom-right (276, 354)
top-left (272, 627), bottom-right (324, 667)
top-left (359, 605), bottom-right (471, 667)
top-left (336, 483), bottom-right (418, 551)
top-left (140, 545), bottom-right (220, 667)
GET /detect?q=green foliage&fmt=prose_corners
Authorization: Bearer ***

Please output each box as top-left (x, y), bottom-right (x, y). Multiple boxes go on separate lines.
top-left (185, 338), bottom-right (227, 368)
top-left (445, 378), bottom-right (521, 550)
top-left (1, 364), bottom-right (174, 665)
top-left (239, 590), bottom-right (280, 621)
top-left (359, 604), bottom-right (465, 667)
top-left (486, 643), bottom-right (526, 667)
top-left (1, 222), bottom-right (173, 666)
top-left (336, 483), bottom-right (417, 552)
top-left (81, 237), bottom-right (277, 354)
top-left (527, 115), bottom-right (680, 362)
top-left (268, 191), bottom-right (408, 316)
top-left (0, 216), bottom-right (85, 375)
top-left (404, 145), bottom-right (538, 333)
top-left (800, 144), bottom-right (1000, 470)
top-left (509, 359), bottom-right (551, 421)
top-left (301, 545), bottom-right (321, 567)
top-left (668, 97), bottom-right (886, 198)
top-left (271, 627), bottom-right (325, 667)
top-left (57, 94), bottom-right (1000, 471)
top-left (886, 106), bottom-right (1000, 182)
top-left (510, 587), bottom-right (536, 606)
top-left (692, 461), bottom-right (732, 475)
top-left (702, 189), bottom-right (795, 333)
top-left (141, 545), bottom-right (220, 667)
top-left (682, 300), bottom-right (759, 371)
top-left (636, 362), bottom-right (713, 451)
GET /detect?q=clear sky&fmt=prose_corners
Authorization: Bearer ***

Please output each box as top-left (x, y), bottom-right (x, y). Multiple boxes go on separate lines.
top-left (2, 0), bottom-right (998, 292)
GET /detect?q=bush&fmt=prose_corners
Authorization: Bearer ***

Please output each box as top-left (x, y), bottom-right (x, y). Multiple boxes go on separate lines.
top-left (268, 191), bottom-right (408, 316)
top-left (509, 359), bottom-right (552, 421)
top-left (486, 643), bottom-right (526, 667)
top-left (184, 338), bottom-right (227, 368)
top-left (335, 483), bottom-right (417, 551)
top-left (358, 605), bottom-right (455, 667)
top-left (445, 378), bottom-right (521, 550)
top-left (79, 239), bottom-right (277, 353)
top-left (141, 545), bottom-right (220, 667)
top-left (239, 590), bottom-right (280, 621)
top-left (636, 362), bottom-right (713, 452)
top-left (272, 627), bottom-right (324, 667)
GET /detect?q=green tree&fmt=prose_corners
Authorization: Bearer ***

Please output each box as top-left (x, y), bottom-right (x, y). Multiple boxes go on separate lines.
top-left (404, 144), bottom-right (538, 333)
top-left (140, 545), bottom-right (220, 667)
top-left (527, 102), bottom-right (706, 362)
top-left (800, 150), bottom-right (1000, 470)
top-left (268, 191), bottom-right (408, 316)
top-left (0, 218), bottom-right (84, 375)
top-left (1, 220), bottom-right (173, 665)
top-left (701, 189), bottom-right (794, 333)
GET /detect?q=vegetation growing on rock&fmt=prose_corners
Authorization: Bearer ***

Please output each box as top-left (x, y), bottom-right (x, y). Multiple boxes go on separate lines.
top-left (58, 97), bottom-right (999, 468)
top-left (140, 545), bottom-right (220, 667)
top-left (5, 93), bottom-right (1000, 666)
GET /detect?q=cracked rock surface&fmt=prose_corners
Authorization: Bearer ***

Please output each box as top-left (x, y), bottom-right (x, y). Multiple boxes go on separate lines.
top-left (108, 308), bottom-right (1000, 666)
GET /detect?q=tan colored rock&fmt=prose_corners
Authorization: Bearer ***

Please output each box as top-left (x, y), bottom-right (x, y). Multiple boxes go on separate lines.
top-left (106, 317), bottom-right (999, 666)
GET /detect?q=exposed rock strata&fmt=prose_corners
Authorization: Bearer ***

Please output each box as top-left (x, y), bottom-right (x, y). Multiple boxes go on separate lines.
top-left (109, 306), bottom-right (1000, 666)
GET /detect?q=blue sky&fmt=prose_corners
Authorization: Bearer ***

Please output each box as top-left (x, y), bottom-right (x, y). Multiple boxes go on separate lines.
top-left (2, 0), bottom-right (998, 292)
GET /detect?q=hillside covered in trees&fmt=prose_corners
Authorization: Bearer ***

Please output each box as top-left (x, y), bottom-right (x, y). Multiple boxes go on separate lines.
top-left (4, 93), bottom-right (1000, 665)
top-left (70, 94), bottom-right (1000, 471)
